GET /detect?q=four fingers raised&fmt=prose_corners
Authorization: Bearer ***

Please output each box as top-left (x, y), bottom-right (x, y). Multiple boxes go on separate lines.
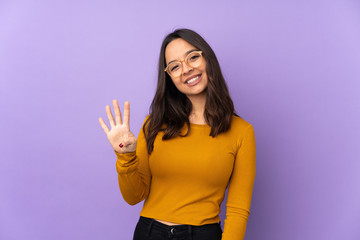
top-left (98, 100), bottom-right (135, 153)
top-left (99, 100), bottom-right (130, 135)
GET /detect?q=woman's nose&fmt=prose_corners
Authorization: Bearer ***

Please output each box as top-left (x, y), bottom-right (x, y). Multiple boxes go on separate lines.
top-left (182, 62), bottom-right (193, 75)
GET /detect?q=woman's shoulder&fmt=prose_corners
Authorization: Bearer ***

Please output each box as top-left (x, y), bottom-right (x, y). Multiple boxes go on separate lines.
top-left (230, 115), bottom-right (253, 130)
top-left (228, 115), bottom-right (255, 144)
top-left (141, 115), bottom-right (150, 125)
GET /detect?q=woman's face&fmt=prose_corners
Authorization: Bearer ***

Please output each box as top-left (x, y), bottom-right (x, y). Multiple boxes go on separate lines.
top-left (165, 38), bottom-right (208, 98)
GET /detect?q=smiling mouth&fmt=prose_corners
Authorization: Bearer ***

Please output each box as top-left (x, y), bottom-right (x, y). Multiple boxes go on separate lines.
top-left (186, 74), bottom-right (201, 84)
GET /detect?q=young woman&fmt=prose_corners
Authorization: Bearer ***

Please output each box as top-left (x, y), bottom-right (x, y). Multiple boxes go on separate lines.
top-left (99, 29), bottom-right (256, 240)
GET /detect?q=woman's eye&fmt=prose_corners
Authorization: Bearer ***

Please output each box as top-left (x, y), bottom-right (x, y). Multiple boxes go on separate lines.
top-left (171, 65), bottom-right (180, 72)
top-left (189, 55), bottom-right (199, 61)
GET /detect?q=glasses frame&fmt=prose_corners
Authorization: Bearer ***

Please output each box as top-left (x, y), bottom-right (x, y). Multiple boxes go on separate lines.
top-left (164, 50), bottom-right (203, 77)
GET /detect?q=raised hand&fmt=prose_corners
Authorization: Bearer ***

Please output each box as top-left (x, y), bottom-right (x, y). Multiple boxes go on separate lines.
top-left (98, 100), bottom-right (137, 154)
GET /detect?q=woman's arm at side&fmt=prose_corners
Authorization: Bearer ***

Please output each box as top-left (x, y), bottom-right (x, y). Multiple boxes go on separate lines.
top-left (222, 125), bottom-right (256, 240)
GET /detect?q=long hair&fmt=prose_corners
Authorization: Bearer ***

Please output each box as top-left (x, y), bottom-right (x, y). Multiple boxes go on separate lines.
top-left (144, 28), bottom-right (236, 154)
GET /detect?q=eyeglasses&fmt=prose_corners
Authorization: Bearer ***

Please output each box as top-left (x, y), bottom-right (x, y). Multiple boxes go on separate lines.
top-left (164, 50), bottom-right (203, 78)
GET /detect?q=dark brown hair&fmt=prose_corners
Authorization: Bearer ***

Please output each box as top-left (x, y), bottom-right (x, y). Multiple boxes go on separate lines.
top-left (144, 28), bottom-right (236, 154)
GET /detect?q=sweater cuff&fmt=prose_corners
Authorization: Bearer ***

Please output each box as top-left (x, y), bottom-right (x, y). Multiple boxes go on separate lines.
top-left (114, 150), bottom-right (138, 174)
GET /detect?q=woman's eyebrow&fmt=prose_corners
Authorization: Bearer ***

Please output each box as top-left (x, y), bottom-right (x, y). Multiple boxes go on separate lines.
top-left (167, 49), bottom-right (198, 65)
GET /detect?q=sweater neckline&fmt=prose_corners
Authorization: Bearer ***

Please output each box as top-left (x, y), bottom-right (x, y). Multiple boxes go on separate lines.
top-left (189, 122), bottom-right (210, 128)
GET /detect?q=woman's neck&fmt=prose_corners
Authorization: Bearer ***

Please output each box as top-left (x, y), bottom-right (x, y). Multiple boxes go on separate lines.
top-left (187, 93), bottom-right (207, 125)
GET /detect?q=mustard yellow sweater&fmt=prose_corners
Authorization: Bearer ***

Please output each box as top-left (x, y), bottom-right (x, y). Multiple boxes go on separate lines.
top-left (115, 115), bottom-right (256, 240)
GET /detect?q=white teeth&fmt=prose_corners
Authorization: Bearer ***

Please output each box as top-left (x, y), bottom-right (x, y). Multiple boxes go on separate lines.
top-left (186, 76), bottom-right (200, 84)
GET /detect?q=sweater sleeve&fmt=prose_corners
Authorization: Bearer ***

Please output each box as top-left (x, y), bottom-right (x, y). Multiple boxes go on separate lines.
top-left (114, 118), bottom-right (151, 205)
top-left (222, 125), bottom-right (256, 240)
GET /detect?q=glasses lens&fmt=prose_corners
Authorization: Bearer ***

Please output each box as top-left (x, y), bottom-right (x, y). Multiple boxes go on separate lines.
top-left (186, 52), bottom-right (202, 68)
top-left (168, 62), bottom-right (182, 77)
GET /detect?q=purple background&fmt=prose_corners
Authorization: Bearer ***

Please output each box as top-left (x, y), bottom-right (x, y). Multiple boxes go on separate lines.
top-left (1, 0), bottom-right (359, 239)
